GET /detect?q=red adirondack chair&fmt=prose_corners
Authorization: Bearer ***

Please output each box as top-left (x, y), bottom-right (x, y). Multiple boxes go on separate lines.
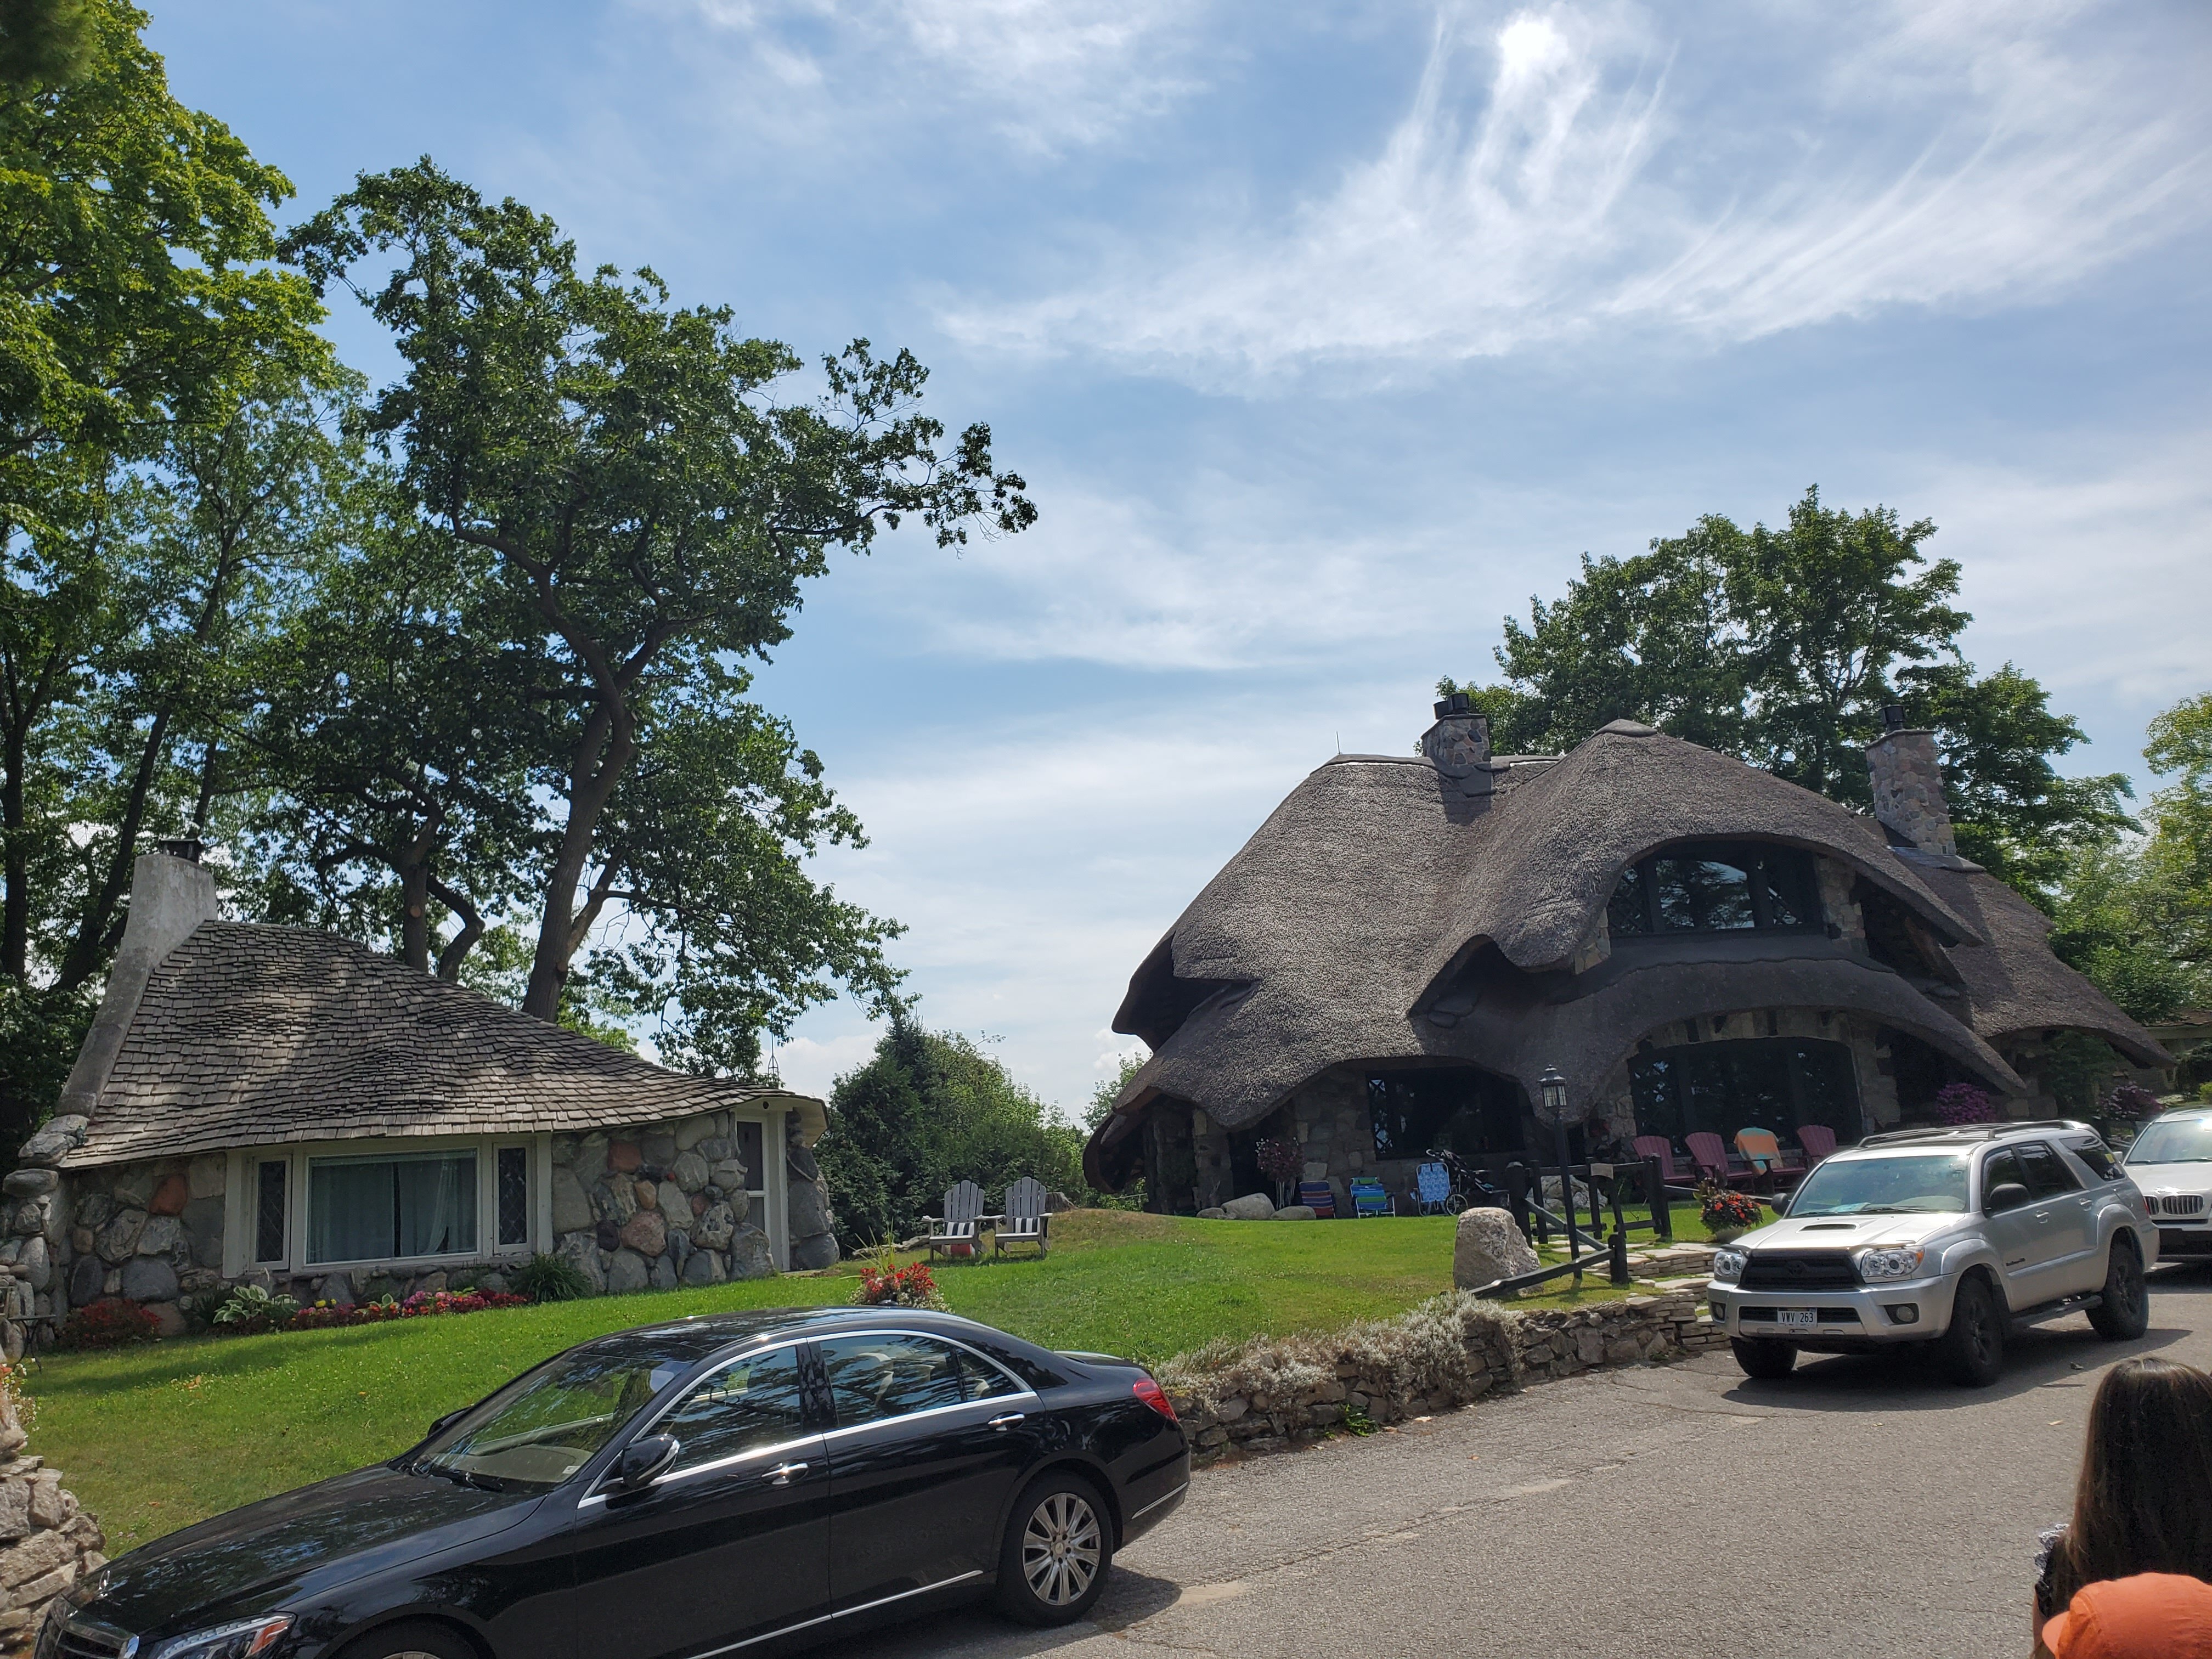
top-left (1685, 1131), bottom-right (1762, 1190)
top-left (1632, 1135), bottom-right (1690, 1185)
top-left (1797, 1125), bottom-right (1839, 1165)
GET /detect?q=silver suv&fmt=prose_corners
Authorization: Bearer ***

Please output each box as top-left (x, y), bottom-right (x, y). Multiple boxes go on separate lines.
top-left (1703, 1121), bottom-right (2157, 1386)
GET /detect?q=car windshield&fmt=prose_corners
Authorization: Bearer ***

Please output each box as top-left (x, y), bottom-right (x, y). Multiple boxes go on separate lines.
top-left (2128, 1117), bottom-right (2212, 1166)
top-left (1786, 1152), bottom-right (1971, 1216)
top-left (413, 1347), bottom-right (692, 1490)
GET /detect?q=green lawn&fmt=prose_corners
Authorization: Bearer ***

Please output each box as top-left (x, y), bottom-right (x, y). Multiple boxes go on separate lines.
top-left (25, 1206), bottom-right (1712, 1554)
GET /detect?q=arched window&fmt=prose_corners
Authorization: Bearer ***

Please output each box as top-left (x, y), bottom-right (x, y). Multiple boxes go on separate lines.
top-left (1607, 842), bottom-right (1820, 937)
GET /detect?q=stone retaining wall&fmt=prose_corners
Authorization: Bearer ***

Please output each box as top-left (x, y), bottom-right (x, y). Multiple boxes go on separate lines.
top-left (0, 1378), bottom-right (101, 1651)
top-left (1167, 1292), bottom-right (1726, 1462)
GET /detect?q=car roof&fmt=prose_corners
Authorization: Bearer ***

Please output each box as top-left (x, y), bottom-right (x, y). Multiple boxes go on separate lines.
top-left (1853, 1120), bottom-right (2102, 1153)
top-left (563, 1305), bottom-right (1032, 1365)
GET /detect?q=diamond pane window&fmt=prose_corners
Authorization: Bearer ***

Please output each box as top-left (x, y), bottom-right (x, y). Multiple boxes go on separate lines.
top-left (497, 1146), bottom-right (529, 1248)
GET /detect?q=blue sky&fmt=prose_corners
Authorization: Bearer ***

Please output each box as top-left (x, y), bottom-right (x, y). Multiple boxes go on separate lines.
top-left (153, 0), bottom-right (2212, 1115)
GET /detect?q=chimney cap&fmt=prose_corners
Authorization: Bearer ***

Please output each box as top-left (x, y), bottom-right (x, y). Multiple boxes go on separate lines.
top-left (1882, 704), bottom-right (1907, 732)
top-left (155, 837), bottom-right (204, 864)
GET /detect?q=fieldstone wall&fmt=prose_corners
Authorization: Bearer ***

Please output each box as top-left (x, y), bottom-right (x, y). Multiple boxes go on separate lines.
top-left (0, 1376), bottom-right (103, 1651)
top-left (1167, 1291), bottom-right (1725, 1463)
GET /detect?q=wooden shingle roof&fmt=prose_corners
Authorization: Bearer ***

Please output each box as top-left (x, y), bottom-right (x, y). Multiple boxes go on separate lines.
top-left (64, 921), bottom-right (815, 1167)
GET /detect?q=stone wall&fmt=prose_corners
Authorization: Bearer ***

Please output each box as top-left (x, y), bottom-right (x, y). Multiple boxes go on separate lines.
top-left (0, 1374), bottom-right (103, 1651)
top-left (1167, 1291), bottom-right (1726, 1463)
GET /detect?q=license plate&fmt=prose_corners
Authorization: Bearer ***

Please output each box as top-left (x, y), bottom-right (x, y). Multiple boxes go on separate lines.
top-left (1776, 1308), bottom-right (1818, 1330)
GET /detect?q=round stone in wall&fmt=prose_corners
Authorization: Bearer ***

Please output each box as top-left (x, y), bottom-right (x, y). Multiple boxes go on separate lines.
top-left (119, 1256), bottom-right (178, 1303)
top-left (606, 1248), bottom-right (650, 1294)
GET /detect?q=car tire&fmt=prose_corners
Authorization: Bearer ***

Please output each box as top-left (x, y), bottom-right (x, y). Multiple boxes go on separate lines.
top-left (2086, 1235), bottom-right (2149, 1341)
top-left (1729, 1338), bottom-right (1797, 1380)
top-left (331, 1620), bottom-right (477, 1659)
top-left (1939, 1272), bottom-right (2006, 1387)
top-left (995, 1470), bottom-right (1114, 1627)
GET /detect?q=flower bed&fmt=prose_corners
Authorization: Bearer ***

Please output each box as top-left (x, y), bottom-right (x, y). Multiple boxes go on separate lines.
top-left (289, 1290), bottom-right (532, 1330)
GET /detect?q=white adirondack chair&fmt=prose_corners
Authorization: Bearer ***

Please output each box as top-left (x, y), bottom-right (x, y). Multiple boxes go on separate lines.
top-left (925, 1180), bottom-right (990, 1259)
top-left (996, 1177), bottom-right (1052, 1258)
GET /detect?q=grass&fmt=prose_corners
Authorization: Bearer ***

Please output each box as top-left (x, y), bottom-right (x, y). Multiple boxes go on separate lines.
top-left (24, 1206), bottom-right (1720, 1554)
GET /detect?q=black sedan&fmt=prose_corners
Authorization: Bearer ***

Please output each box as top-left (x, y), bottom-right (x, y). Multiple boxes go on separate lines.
top-left (40, 1306), bottom-right (1190, 1659)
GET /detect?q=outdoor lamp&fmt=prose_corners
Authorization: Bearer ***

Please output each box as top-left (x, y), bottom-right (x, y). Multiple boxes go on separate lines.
top-left (1539, 1065), bottom-right (1567, 1119)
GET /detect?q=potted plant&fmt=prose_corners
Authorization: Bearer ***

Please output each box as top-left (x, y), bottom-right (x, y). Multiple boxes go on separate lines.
top-left (1695, 1175), bottom-right (1764, 1243)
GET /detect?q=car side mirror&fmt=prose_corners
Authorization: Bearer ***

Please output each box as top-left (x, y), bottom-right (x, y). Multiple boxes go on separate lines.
top-left (616, 1434), bottom-right (679, 1489)
top-left (1986, 1181), bottom-right (2031, 1215)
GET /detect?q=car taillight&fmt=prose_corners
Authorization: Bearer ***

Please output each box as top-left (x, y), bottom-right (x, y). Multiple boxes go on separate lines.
top-left (1132, 1378), bottom-right (1178, 1423)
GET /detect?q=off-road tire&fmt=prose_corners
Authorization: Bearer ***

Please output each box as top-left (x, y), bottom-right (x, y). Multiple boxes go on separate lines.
top-left (332, 1621), bottom-right (477, 1659)
top-left (2086, 1235), bottom-right (2149, 1341)
top-left (1730, 1337), bottom-right (1798, 1380)
top-left (1939, 1272), bottom-right (2006, 1387)
top-left (995, 1470), bottom-right (1113, 1627)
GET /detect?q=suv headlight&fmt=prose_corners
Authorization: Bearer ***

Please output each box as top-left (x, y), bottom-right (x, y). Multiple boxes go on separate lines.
top-left (1711, 1247), bottom-right (1747, 1283)
top-left (1854, 1245), bottom-right (1926, 1283)
top-left (149, 1615), bottom-right (294, 1659)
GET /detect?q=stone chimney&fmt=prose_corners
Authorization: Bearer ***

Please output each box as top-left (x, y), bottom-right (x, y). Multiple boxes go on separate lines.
top-left (1422, 692), bottom-right (1493, 798)
top-left (1865, 705), bottom-right (1955, 856)
top-left (51, 849), bottom-right (221, 1121)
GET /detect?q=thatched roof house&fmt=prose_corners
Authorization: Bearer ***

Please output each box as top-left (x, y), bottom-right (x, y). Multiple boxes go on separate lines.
top-left (4, 848), bottom-right (841, 1334)
top-left (1086, 703), bottom-right (2170, 1212)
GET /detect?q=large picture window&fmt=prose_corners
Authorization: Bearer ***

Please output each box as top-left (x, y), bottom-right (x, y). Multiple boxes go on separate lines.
top-left (308, 1150), bottom-right (478, 1265)
top-left (1630, 1038), bottom-right (1861, 1146)
top-left (1607, 842), bottom-right (1820, 938)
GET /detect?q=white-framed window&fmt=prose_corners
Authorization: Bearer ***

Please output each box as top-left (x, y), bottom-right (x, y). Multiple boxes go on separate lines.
top-left (227, 1133), bottom-right (549, 1276)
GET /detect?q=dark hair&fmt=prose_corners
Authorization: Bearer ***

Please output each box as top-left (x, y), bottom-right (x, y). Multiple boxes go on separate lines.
top-left (2051, 1358), bottom-right (2212, 1611)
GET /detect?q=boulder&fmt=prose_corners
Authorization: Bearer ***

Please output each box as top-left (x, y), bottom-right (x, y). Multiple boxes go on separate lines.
top-left (182, 1198), bottom-right (225, 1268)
top-left (633, 1181), bottom-right (659, 1212)
top-left (477, 1272), bottom-right (508, 1296)
top-left (648, 1255), bottom-right (678, 1291)
top-left (147, 1175), bottom-right (189, 1217)
top-left (594, 1176), bottom-right (637, 1224)
top-left (550, 1169), bottom-right (594, 1237)
top-left (119, 1256), bottom-right (179, 1302)
top-left (668, 1228), bottom-right (693, 1269)
top-left (641, 1132), bottom-right (678, 1168)
top-left (95, 1211), bottom-right (144, 1266)
top-left (786, 1145), bottom-right (822, 1184)
top-left (695, 1136), bottom-right (733, 1163)
top-left (555, 1231), bottom-right (607, 1294)
top-left (669, 1152), bottom-right (711, 1195)
top-left (789, 1233), bottom-right (839, 1272)
top-left (1, 1171), bottom-right (55, 1200)
top-left (786, 1182), bottom-right (833, 1240)
top-left (607, 1141), bottom-right (642, 1173)
top-left (1195, 1207), bottom-right (1228, 1219)
top-left (187, 1155), bottom-right (226, 1200)
top-left (134, 1216), bottom-right (182, 1258)
top-left (314, 1271), bottom-right (357, 1306)
top-left (1221, 1193), bottom-right (1277, 1221)
top-left (674, 1115), bottom-right (719, 1152)
top-left (692, 1203), bottom-right (737, 1250)
top-left (618, 1210), bottom-right (668, 1257)
top-left (709, 1159), bottom-right (749, 1194)
top-left (13, 1132), bottom-right (71, 1168)
top-left (1453, 1207), bottom-right (1539, 1291)
top-left (74, 1193), bottom-right (112, 1231)
top-left (726, 1186), bottom-right (751, 1227)
top-left (16, 1238), bottom-right (47, 1293)
top-left (606, 1249), bottom-right (650, 1294)
top-left (67, 1256), bottom-right (103, 1308)
top-left (730, 1227), bottom-right (780, 1279)
top-left (681, 1250), bottom-right (726, 1286)
top-left (1273, 1205), bottom-right (1318, 1221)
top-left (656, 1181), bottom-right (690, 1226)
top-left (109, 1166), bottom-right (155, 1210)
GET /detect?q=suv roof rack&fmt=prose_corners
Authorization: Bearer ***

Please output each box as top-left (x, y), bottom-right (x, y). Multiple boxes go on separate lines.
top-left (1860, 1119), bottom-right (2098, 1149)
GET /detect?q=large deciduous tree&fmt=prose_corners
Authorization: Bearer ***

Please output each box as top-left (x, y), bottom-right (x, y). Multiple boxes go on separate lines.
top-left (281, 160), bottom-right (1034, 1063)
top-left (1442, 487), bottom-right (2129, 900)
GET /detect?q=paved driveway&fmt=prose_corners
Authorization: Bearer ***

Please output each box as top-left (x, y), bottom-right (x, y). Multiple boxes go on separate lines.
top-left (819, 1262), bottom-right (2212, 1659)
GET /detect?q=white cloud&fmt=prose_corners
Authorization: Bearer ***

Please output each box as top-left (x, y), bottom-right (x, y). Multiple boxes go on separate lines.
top-left (948, 0), bottom-right (2211, 381)
top-left (640, 0), bottom-right (1209, 157)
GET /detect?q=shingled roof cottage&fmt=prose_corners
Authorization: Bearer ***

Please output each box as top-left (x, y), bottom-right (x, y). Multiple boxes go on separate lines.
top-left (1085, 702), bottom-right (2173, 1212)
top-left (3, 847), bottom-right (840, 1333)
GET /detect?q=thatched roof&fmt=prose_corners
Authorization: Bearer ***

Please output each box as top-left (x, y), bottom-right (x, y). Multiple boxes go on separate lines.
top-left (1087, 721), bottom-right (2166, 1183)
top-left (60, 922), bottom-right (821, 1168)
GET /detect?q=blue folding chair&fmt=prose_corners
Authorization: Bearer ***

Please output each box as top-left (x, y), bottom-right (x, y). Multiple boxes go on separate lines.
top-left (1414, 1162), bottom-right (1455, 1215)
top-left (1350, 1177), bottom-right (1390, 1217)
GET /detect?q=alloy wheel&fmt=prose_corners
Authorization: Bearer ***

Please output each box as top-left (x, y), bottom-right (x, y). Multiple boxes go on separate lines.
top-left (1020, 1489), bottom-right (1103, 1607)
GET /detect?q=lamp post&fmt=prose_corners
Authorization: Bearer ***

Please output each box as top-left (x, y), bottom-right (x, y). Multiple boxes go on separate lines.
top-left (1539, 1065), bottom-right (1579, 1279)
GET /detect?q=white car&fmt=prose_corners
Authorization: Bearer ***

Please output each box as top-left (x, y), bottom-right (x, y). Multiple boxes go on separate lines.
top-left (2124, 1106), bottom-right (2212, 1260)
top-left (1705, 1121), bottom-right (2158, 1386)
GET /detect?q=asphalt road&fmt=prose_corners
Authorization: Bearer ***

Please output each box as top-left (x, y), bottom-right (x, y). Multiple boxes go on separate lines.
top-left (816, 1261), bottom-right (2212, 1659)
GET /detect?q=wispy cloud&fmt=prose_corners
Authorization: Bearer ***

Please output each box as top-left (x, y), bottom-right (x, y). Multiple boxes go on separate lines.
top-left (948, 0), bottom-right (2211, 381)
top-left (638, 0), bottom-right (1210, 157)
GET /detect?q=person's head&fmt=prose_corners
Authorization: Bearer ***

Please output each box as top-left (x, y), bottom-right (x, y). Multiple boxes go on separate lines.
top-left (2043, 1573), bottom-right (2212, 1658)
top-left (2068, 1358), bottom-right (2212, 1590)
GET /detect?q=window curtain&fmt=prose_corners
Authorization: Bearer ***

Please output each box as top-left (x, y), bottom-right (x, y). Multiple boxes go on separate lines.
top-left (397, 1155), bottom-right (477, 1257)
top-left (309, 1160), bottom-right (397, 1263)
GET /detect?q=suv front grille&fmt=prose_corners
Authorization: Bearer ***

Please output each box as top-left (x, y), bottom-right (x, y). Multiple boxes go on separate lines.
top-left (1739, 1251), bottom-right (1859, 1291)
top-left (2154, 1194), bottom-right (2206, 1217)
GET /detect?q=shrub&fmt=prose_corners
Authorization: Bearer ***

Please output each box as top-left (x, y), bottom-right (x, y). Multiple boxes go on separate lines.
top-left (511, 1251), bottom-right (594, 1304)
top-left (1254, 1138), bottom-right (1304, 1186)
top-left (1694, 1176), bottom-right (1763, 1233)
top-left (2104, 1081), bottom-right (2162, 1119)
top-left (211, 1283), bottom-right (300, 1333)
top-left (1934, 1083), bottom-right (1999, 1125)
top-left (55, 1300), bottom-right (160, 1351)
top-left (286, 1290), bottom-right (528, 1331)
top-left (853, 1244), bottom-right (948, 1312)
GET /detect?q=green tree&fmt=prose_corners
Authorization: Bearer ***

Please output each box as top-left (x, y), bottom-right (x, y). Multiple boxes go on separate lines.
top-left (281, 160), bottom-right (1033, 1054)
top-left (817, 1020), bottom-right (1086, 1251)
top-left (1442, 488), bottom-right (2127, 903)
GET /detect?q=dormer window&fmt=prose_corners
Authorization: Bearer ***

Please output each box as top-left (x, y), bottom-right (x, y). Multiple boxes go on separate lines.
top-left (1607, 842), bottom-right (1820, 937)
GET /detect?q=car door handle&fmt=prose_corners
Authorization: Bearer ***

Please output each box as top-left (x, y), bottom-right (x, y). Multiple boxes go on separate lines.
top-left (765, 1462), bottom-right (809, 1486)
top-left (988, 1413), bottom-right (1026, 1431)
